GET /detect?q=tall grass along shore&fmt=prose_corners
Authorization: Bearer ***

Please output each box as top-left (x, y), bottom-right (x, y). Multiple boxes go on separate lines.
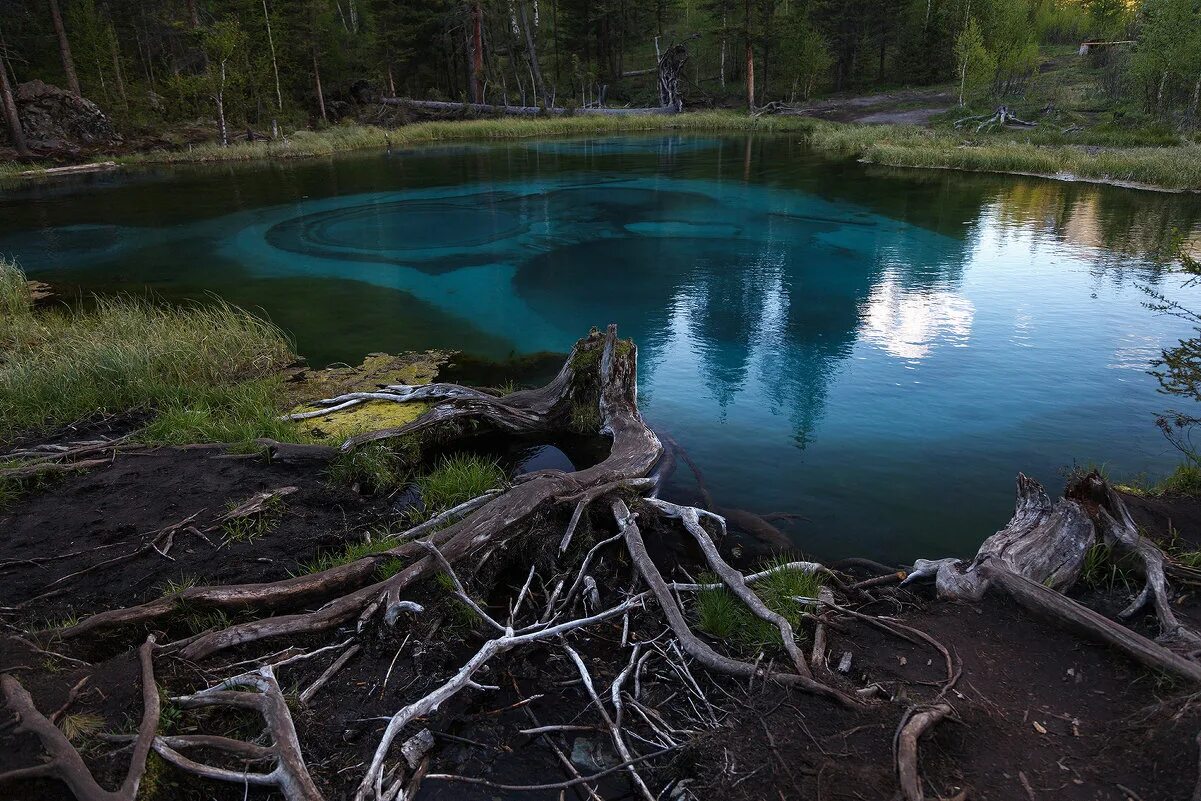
top-left (106, 112), bottom-right (1201, 193)
top-left (0, 257), bottom-right (301, 446)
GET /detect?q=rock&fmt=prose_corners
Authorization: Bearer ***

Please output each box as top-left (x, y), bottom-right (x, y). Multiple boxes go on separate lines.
top-left (2, 80), bottom-right (120, 154)
top-left (400, 727), bottom-right (435, 769)
top-left (570, 736), bottom-right (618, 772)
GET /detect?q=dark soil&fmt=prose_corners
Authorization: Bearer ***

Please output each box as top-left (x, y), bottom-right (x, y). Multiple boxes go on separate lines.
top-left (0, 447), bottom-right (384, 631)
top-left (3, 451), bottom-right (1201, 801)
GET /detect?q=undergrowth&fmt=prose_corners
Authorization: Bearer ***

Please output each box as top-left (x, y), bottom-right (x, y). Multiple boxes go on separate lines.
top-left (298, 529), bottom-right (405, 579)
top-left (329, 444), bottom-right (408, 494)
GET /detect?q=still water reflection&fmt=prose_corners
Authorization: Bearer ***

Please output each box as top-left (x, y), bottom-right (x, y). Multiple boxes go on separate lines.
top-left (2, 135), bottom-right (1199, 562)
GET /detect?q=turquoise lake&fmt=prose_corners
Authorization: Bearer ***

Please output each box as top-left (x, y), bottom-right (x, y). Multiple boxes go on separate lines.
top-left (3, 135), bottom-right (1200, 563)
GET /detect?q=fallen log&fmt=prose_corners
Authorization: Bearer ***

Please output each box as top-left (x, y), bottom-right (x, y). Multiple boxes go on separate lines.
top-left (381, 97), bottom-right (678, 116)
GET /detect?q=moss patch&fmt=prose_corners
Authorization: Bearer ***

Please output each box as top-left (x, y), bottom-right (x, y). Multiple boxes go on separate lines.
top-left (285, 351), bottom-right (447, 441)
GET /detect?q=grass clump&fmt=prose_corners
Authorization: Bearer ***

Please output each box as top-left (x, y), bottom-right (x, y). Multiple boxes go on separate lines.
top-left (329, 444), bottom-right (408, 493)
top-left (1153, 463), bottom-right (1201, 497)
top-left (221, 495), bottom-right (285, 544)
top-left (0, 255), bottom-right (32, 320)
top-left (695, 559), bottom-right (823, 652)
top-left (416, 454), bottom-right (506, 516)
top-left (0, 258), bottom-right (306, 447)
top-left (298, 529), bottom-right (404, 577)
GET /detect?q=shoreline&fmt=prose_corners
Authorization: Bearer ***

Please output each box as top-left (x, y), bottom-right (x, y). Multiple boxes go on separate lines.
top-left (4, 112), bottom-right (1199, 193)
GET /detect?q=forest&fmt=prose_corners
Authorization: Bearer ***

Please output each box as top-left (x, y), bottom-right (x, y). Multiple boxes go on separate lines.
top-left (1, 0), bottom-right (1200, 147)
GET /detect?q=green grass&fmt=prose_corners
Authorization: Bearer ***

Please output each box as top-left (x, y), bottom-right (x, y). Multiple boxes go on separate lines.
top-left (297, 529), bottom-right (405, 578)
top-left (416, 454), bottom-right (506, 516)
top-left (839, 127), bottom-right (1201, 191)
top-left (695, 558), bottom-right (824, 652)
top-left (160, 575), bottom-right (197, 596)
top-left (140, 378), bottom-right (306, 448)
top-left (0, 255), bottom-right (31, 320)
top-left (0, 257), bottom-right (305, 446)
top-left (329, 444), bottom-right (408, 493)
top-left (1153, 463), bottom-right (1201, 497)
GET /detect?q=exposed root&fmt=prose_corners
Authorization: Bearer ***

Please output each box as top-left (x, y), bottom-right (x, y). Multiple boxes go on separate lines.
top-left (1073, 473), bottom-right (1201, 652)
top-left (954, 105), bottom-right (1035, 131)
top-left (157, 664), bottom-right (323, 801)
top-left (649, 498), bottom-right (814, 679)
top-left (0, 636), bottom-right (159, 801)
top-left (982, 563), bottom-right (1201, 683)
top-left (615, 498), bottom-right (862, 708)
top-left (909, 473), bottom-right (1201, 684)
top-left (60, 326), bottom-right (662, 661)
top-left (895, 703), bottom-right (954, 801)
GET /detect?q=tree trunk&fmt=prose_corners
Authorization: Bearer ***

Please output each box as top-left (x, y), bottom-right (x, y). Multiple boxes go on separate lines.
top-left (386, 63), bottom-right (396, 98)
top-left (48, 0), bottom-right (81, 97)
top-left (0, 44), bottom-right (28, 157)
top-left (185, 0), bottom-right (200, 28)
top-left (745, 41), bottom-right (754, 111)
top-left (313, 51), bottom-right (327, 123)
top-left (470, 2), bottom-right (485, 103)
top-left (111, 32), bottom-right (128, 108)
top-left (263, 0), bottom-right (283, 111)
top-left (518, 1), bottom-right (545, 105)
top-left (216, 59), bottom-right (227, 147)
top-left (744, 0), bottom-right (754, 111)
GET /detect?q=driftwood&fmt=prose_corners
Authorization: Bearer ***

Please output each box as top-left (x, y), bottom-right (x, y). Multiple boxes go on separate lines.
top-left (13, 324), bottom-right (1201, 801)
top-left (954, 105), bottom-right (1036, 132)
top-left (895, 704), bottom-right (955, 801)
top-left (153, 664), bottom-right (324, 801)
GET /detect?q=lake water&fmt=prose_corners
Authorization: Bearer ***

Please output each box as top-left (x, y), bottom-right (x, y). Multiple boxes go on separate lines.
top-left (3, 135), bottom-right (1200, 563)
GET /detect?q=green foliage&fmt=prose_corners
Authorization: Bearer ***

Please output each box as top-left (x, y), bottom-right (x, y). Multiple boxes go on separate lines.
top-left (0, 256), bottom-right (32, 321)
top-left (1129, 0), bottom-right (1201, 114)
top-left (1080, 541), bottom-right (1135, 589)
top-left (416, 454), bottom-right (505, 516)
top-left (954, 17), bottom-right (995, 105)
top-left (160, 575), bottom-right (197, 597)
top-left (329, 444), bottom-right (407, 493)
top-left (140, 378), bottom-right (308, 449)
top-left (695, 559), bottom-right (823, 652)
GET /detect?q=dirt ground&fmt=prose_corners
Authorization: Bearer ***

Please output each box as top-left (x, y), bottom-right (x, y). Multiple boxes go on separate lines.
top-left (3, 442), bottom-right (1201, 801)
top-left (787, 87), bottom-right (957, 125)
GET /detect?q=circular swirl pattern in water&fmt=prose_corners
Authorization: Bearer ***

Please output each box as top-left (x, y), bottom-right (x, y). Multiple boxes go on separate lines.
top-left (264, 196), bottom-right (527, 266)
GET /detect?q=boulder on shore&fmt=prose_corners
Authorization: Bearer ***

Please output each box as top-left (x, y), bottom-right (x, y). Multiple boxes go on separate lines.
top-left (1, 80), bottom-right (120, 155)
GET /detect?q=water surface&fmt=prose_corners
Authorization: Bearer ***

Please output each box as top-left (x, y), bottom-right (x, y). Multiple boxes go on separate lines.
top-left (3, 135), bottom-right (1200, 562)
